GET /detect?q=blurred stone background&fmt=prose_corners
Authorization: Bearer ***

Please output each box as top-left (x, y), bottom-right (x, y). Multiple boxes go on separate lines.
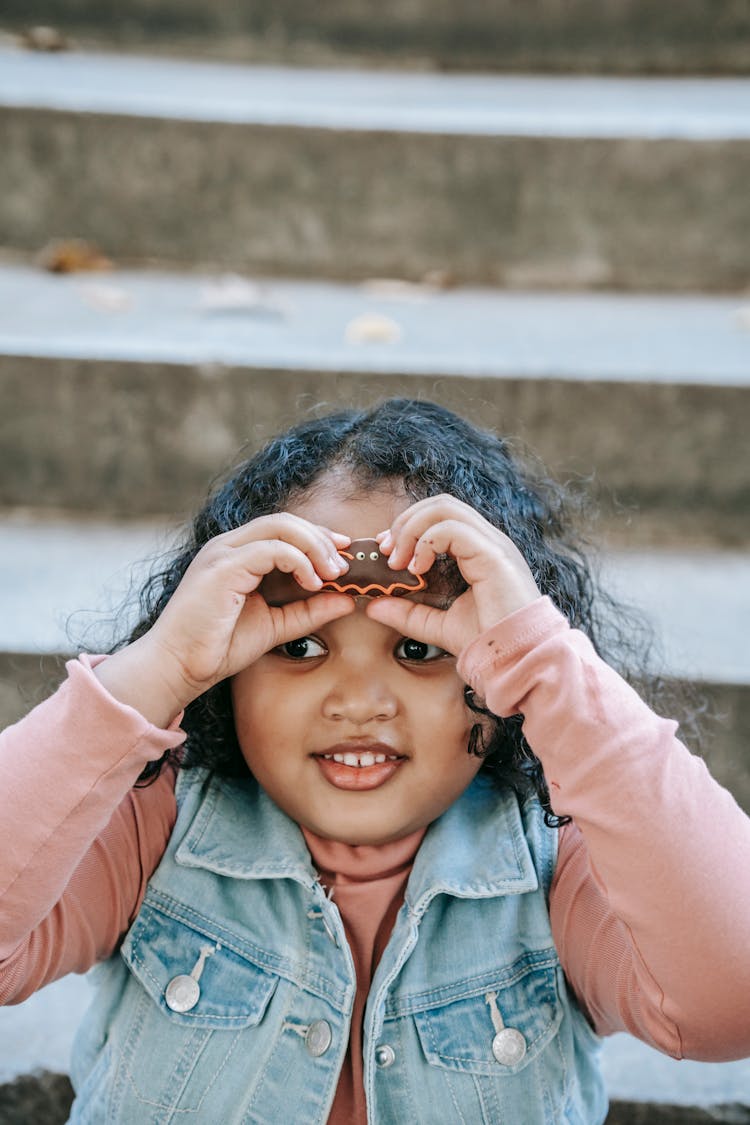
top-left (0, 1), bottom-right (748, 1120)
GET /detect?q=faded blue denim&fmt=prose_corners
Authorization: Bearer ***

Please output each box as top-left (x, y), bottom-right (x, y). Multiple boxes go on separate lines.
top-left (69, 770), bottom-right (608, 1123)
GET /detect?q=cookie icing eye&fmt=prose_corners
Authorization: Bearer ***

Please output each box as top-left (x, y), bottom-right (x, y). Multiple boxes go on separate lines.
top-left (356, 551), bottom-right (366, 560)
top-left (369, 551), bottom-right (379, 560)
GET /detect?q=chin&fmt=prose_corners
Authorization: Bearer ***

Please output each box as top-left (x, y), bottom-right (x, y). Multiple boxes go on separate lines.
top-left (304, 814), bottom-right (420, 847)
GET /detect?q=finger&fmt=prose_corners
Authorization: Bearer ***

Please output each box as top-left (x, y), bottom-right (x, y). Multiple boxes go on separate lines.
top-left (216, 514), bottom-right (348, 579)
top-left (315, 526), bottom-right (351, 571)
top-left (413, 522), bottom-right (540, 607)
top-left (380, 497), bottom-right (491, 570)
top-left (365, 597), bottom-right (456, 654)
top-left (222, 591), bottom-right (355, 676)
top-left (378, 517), bottom-right (487, 586)
top-left (203, 539), bottom-right (331, 596)
top-left (320, 527), bottom-right (351, 548)
top-left (214, 518), bottom-right (348, 583)
top-left (270, 592), bottom-right (355, 647)
top-left (408, 520), bottom-right (487, 580)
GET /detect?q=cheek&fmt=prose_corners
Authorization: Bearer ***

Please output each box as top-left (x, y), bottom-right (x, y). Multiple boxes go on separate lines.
top-left (435, 681), bottom-right (476, 739)
top-left (231, 675), bottom-right (283, 761)
top-left (414, 682), bottom-right (481, 765)
top-left (444, 697), bottom-right (492, 778)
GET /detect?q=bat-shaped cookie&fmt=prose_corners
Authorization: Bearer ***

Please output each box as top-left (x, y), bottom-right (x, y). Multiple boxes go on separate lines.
top-left (320, 539), bottom-right (426, 597)
top-left (258, 538), bottom-right (426, 603)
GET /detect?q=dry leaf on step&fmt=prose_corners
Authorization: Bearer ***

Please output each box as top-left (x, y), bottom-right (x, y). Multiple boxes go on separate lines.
top-left (38, 239), bottom-right (113, 274)
top-left (20, 26), bottom-right (71, 51)
top-left (345, 314), bottom-right (403, 344)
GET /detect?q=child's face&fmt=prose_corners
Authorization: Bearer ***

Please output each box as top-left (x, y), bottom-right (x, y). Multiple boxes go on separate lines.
top-left (231, 480), bottom-right (484, 845)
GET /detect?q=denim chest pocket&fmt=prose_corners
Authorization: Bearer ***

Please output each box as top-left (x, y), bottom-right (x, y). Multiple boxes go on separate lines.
top-left (97, 906), bottom-right (284, 1118)
top-left (412, 958), bottom-right (563, 1078)
top-left (122, 903), bottom-right (278, 1030)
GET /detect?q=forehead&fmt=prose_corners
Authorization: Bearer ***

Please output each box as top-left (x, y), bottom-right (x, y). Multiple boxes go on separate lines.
top-left (286, 478), bottom-right (410, 537)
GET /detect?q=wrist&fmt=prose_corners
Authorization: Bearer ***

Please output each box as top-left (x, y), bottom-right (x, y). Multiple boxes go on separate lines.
top-left (457, 596), bottom-right (562, 693)
top-left (93, 634), bottom-right (191, 729)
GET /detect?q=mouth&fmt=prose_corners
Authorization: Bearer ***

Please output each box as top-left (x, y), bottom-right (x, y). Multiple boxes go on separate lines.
top-left (312, 743), bottom-right (407, 791)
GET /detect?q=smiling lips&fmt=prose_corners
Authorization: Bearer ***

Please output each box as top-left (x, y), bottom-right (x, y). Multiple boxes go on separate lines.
top-left (313, 744), bottom-right (406, 791)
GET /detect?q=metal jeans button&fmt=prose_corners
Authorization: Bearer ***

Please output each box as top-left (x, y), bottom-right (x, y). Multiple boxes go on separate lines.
top-left (305, 1020), bottom-right (333, 1057)
top-left (374, 1044), bottom-right (396, 1069)
top-left (164, 975), bottom-right (201, 1013)
top-left (164, 944), bottom-right (217, 1014)
top-left (492, 1027), bottom-right (527, 1066)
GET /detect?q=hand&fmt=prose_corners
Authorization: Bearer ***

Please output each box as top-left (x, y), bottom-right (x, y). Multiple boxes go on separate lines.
top-left (95, 515), bottom-right (354, 725)
top-left (365, 495), bottom-right (540, 656)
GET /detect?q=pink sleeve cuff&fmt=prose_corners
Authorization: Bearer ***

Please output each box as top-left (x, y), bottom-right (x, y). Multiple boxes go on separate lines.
top-left (73, 653), bottom-right (186, 744)
top-left (457, 596), bottom-right (569, 709)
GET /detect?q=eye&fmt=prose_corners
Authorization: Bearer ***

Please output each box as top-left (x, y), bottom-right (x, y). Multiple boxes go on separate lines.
top-left (395, 637), bottom-right (447, 662)
top-left (369, 551), bottom-right (379, 560)
top-left (355, 551), bottom-right (366, 560)
top-left (276, 636), bottom-right (327, 660)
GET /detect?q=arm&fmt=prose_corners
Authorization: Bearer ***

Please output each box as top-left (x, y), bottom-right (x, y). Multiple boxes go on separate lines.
top-left (1, 515), bottom-right (360, 1003)
top-left (364, 497), bottom-right (750, 1059)
top-left (0, 657), bottom-right (181, 1002)
top-left (459, 596), bottom-right (750, 1061)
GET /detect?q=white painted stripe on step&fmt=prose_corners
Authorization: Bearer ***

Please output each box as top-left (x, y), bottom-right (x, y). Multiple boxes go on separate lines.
top-left (1, 266), bottom-right (748, 386)
top-left (1, 49), bottom-right (750, 139)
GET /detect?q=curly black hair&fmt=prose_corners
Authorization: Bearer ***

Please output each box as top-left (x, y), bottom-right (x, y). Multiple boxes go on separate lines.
top-left (121, 397), bottom-right (674, 827)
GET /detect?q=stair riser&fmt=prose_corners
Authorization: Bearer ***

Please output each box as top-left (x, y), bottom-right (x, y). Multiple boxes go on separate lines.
top-left (1, 356), bottom-right (747, 541)
top-left (2, 1), bottom-right (749, 74)
top-left (2, 109), bottom-right (749, 291)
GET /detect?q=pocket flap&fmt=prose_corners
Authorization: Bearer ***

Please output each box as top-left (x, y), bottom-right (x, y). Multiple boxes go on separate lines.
top-left (413, 960), bottom-right (562, 1076)
top-left (122, 901), bottom-right (278, 1030)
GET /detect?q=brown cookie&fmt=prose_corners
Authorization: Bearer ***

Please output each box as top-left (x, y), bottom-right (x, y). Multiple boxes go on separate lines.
top-left (320, 539), bottom-right (426, 597)
top-left (258, 538), bottom-right (426, 604)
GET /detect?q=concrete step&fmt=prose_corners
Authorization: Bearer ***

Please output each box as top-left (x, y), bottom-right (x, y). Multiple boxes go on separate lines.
top-left (1, 2), bottom-right (749, 75)
top-left (2, 48), bottom-right (750, 291)
top-left (0, 263), bottom-right (748, 541)
top-left (1, 513), bottom-right (748, 813)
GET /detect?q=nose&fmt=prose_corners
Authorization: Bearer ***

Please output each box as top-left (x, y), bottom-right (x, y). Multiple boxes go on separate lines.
top-left (321, 663), bottom-right (398, 724)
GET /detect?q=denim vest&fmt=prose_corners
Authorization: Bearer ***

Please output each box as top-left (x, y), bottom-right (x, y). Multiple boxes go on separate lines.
top-left (69, 771), bottom-right (607, 1124)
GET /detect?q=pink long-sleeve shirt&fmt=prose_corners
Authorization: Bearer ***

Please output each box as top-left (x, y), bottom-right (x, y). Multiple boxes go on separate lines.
top-left (1, 598), bottom-right (749, 1117)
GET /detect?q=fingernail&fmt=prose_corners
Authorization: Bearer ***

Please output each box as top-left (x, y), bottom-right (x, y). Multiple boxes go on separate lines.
top-left (407, 554), bottom-right (418, 573)
top-left (330, 554), bottom-right (347, 572)
top-left (309, 574), bottom-right (323, 588)
top-left (377, 531), bottom-right (392, 549)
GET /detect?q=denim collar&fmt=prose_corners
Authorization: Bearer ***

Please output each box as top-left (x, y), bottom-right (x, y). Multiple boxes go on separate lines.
top-left (175, 771), bottom-right (319, 888)
top-left (174, 772), bottom-right (538, 904)
top-left (406, 776), bottom-right (538, 914)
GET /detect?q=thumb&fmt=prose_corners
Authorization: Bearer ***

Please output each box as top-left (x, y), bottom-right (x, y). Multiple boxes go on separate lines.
top-left (271, 592), bottom-right (355, 647)
top-left (365, 597), bottom-right (454, 653)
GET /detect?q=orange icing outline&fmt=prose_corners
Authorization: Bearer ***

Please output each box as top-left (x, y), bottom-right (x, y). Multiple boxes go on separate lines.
top-left (322, 548), bottom-right (427, 596)
top-left (320, 574), bottom-right (427, 596)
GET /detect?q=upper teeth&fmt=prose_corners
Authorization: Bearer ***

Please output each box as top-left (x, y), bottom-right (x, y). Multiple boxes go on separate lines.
top-left (322, 752), bottom-right (399, 767)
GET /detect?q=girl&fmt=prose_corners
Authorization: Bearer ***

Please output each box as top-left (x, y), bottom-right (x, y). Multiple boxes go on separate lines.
top-left (1, 398), bottom-right (749, 1124)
